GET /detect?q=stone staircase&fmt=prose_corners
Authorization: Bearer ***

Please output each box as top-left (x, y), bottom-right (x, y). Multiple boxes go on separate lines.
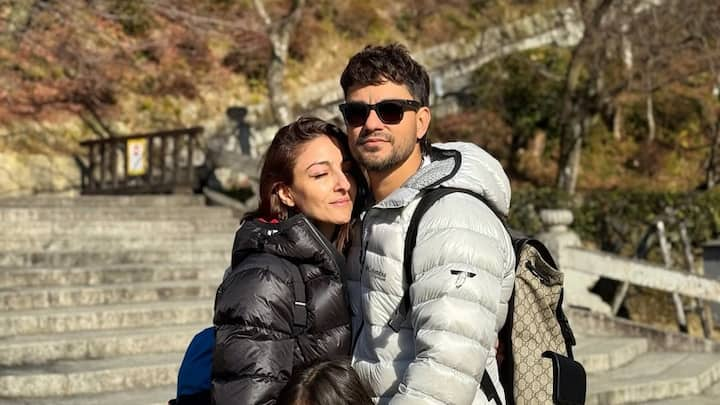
top-left (574, 323), bottom-right (720, 404)
top-left (0, 195), bottom-right (236, 404)
top-left (2, 195), bottom-right (720, 404)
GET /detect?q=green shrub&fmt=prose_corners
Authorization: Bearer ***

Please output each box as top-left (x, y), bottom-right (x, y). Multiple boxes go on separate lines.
top-left (110, 0), bottom-right (155, 36)
top-left (221, 36), bottom-right (272, 80)
top-left (510, 187), bottom-right (720, 264)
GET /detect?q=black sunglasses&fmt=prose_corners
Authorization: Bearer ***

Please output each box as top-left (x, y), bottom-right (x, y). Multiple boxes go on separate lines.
top-left (339, 99), bottom-right (421, 127)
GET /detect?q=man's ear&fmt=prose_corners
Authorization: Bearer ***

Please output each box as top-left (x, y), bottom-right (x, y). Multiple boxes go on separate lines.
top-left (415, 106), bottom-right (431, 141)
top-left (276, 185), bottom-right (295, 207)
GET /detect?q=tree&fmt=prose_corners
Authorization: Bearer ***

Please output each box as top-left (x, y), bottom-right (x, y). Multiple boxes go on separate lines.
top-left (0, 0), bottom-right (309, 146)
top-left (253, 0), bottom-right (306, 126)
top-left (0, 0), bottom-right (36, 51)
top-left (555, 0), bottom-right (626, 194)
top-left (624, 0), bottom-right (720, 188)
top-left (1, 0), bottom-right (135, 138)
top-left (555, 0), bottom-right (720, 193)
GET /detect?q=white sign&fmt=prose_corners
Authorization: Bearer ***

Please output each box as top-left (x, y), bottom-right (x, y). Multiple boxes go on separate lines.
top-left (127, 139), bottom-right (148, 176)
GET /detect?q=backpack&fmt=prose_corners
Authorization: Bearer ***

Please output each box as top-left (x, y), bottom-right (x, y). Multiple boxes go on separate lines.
top-left (390, 187), bottom-right (586, 405)
top-left (169, 263), bottom-right (309, 405)
top-left (170, 327), bottom-right (214, 405)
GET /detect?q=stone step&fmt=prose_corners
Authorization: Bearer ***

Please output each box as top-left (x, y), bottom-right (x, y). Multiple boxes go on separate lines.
top-left (645, 378), bottom-right (720, 404)
top-left (0, 323), bottom-right (209, 366)
top-left (586, 352), bottom-right (720, 405)
top-left (0, 385), bottom-right (174, 405)
top-left (0, 299), bottom-right (214, 337)
top-left (0, 262), bottom-right (227, 288)
top-left (0, 279), bottom-right (221, 311)
top-left (0, 352), bottom-right (182, 398)
top-left (574, 335), bottom-right (649, 373)
top-left (0, 248), bottom-right (230, 268)
top-left (0, 219), bottom-right (238, 238)
top-left (1, 233), bottom-right (231, 252)
top-left (0, 194), bottom-right (205, 207)
top-left (0, 206), bottom-right (234, 222)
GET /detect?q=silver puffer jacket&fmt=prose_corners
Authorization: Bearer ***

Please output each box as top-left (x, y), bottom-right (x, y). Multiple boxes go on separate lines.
top-left (346, 142), bottom-right (515, 405)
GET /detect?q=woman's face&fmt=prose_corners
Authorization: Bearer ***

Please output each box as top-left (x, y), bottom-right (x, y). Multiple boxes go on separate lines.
top-left (279, 135), bottom-right (357, 232)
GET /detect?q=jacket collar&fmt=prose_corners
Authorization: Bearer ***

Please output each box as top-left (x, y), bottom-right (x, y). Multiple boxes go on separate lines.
top-left (373, 147), bottom-right (459, 210)
top-left (372, 142), bottom-right (511, 216)
top-left (231, 214), bottom-right (345, 274)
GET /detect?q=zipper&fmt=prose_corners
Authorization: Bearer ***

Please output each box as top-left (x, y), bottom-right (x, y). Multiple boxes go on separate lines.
top-left (351, 209), bottom-right (373, 351)
top-left (301, 216), bottom-right (342, 272)
top-left (359, 209), bottom-right (371, 267)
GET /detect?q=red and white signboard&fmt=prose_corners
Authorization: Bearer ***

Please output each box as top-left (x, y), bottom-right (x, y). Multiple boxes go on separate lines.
top-left (127, 139), bottom-right (148, 176)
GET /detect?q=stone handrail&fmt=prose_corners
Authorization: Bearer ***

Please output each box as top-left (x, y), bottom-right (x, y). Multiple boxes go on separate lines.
top-left (201, 186), bottom-right (247, 213)
top-left (559, 246), bottom-right (720, 304)
top-left (539, 207), bottom-right (716, 339)
top-left (248, 1), bottom-right (669, 152)
top-left (292, 6), bottom-right (582, 114)
top-left (291, 0), bottom-right (666, 115)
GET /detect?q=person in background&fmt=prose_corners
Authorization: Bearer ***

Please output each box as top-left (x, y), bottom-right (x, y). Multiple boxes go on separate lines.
top-left (278, 359), bottom-right (373, 405)
top-left (212, 116), bottom-right (367, 405)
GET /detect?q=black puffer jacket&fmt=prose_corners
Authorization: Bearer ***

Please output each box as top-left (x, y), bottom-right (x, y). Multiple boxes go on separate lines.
top-left (211, 214), bottom-right (352, 405)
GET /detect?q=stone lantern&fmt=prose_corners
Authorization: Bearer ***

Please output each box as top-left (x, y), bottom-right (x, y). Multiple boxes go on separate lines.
top-left (536, 208), bottom-right (582, 259)
top-left (536, 208), bottom-right (610, 314)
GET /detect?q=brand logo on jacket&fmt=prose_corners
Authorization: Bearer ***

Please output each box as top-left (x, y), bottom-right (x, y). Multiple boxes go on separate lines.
top-left (367, 267), bottom-right (387, 281)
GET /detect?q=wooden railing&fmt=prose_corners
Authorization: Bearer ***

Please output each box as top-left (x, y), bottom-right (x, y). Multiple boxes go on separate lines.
top-left (79, 127), bottom-right (202, 194)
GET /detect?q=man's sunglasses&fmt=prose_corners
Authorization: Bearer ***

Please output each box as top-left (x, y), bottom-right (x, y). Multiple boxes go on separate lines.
top-left (339, 99), bottom-right (421, 127)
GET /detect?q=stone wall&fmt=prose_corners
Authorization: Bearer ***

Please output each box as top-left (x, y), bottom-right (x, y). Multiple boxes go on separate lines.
top-left (0, 152), bottom-right (80, 197)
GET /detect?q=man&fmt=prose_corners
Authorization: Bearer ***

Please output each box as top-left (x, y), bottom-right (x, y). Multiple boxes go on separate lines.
top-left (340, 44), bottom-right (516, 405)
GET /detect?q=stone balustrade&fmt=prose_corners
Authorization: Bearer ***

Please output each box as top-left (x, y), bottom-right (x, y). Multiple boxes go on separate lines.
top-left (538, 208), bottom-right (720, 315)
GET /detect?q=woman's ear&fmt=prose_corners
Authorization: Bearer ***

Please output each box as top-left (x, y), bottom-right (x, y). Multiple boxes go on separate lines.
top-left (276, 184), bottom-right (296, 207)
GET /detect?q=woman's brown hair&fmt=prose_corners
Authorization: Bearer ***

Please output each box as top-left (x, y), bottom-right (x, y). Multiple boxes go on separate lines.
top-left (249, 116), bottom-right (367, 251)
top-left (278, 359), bottom-right (373, 405)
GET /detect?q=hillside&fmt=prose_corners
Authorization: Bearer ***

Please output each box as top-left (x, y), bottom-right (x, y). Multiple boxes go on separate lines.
top-left (0, 0), bottom-right (557, 150)
top-left (1, 0), bottom-right (718, 196)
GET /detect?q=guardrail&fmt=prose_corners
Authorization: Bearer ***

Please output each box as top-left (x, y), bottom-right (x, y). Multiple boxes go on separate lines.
top-left (79, 127), bottom-right (202, 194)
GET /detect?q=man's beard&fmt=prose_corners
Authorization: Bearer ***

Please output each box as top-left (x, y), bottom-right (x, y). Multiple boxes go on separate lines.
top-left (355, 131), bottom-right (415, 173)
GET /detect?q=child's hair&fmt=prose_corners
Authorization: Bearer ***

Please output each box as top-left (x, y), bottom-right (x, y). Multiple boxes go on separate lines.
top-left (278, 359), bottom-right (373, 405)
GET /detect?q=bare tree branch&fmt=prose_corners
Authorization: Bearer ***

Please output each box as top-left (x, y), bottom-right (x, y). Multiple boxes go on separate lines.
top-left (253, 0), bottom-right (272, 27)
top-left (253, 0), bottom-right (307, 125)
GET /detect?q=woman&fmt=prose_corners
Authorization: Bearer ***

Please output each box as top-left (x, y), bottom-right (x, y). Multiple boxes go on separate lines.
top-left (212, 117), bottom-right (365, 405)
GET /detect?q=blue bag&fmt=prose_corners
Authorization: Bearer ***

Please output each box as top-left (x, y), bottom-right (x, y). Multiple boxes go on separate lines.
top-left (170, 326), bottom-right (215, 405)
top-left (170, 261), bottom-right (308, 404)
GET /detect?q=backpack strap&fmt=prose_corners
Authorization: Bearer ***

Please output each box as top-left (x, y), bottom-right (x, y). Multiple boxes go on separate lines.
top-left (389, 187), bottom-right (504, 331)
top-left (557, 289), bottom-right (576, 359)
top-left (389, 187), bottom-right (466, 330)
top-left (387, 186), bottom-right (505, 404)
top-left (288, 263), bottom-right (308, 337)
top-left (481, 372), bottom-right (502, 405)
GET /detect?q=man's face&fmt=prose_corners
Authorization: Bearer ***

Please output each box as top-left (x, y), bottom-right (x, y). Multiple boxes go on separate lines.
top-left (343, 81), bottom-right (426, 173)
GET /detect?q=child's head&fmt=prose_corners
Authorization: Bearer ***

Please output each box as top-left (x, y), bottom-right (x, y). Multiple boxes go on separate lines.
top-left (279, 359), bottom-right (372, 405)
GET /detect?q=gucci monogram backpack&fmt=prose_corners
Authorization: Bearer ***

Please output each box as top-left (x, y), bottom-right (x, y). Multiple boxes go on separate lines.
top-left (392, 186), bottom-right (587, 405)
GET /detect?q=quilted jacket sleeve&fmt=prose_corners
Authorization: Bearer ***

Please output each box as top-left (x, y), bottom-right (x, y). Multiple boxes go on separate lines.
top-left (390, 193), bottom-right (515, 405)
top-left (211, 259), bottom-right (296, 405)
